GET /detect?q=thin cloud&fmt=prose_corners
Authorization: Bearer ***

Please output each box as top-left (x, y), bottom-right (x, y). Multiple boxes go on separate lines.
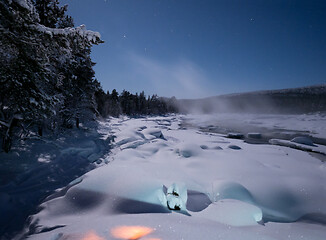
top-left (125, 52), bottom-right (214, 99)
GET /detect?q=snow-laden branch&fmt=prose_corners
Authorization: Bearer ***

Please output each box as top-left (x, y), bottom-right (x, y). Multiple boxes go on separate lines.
top-left (32, 24), bottom-right (102, 44)
top-left (10, 0), bottom-right (102, 44)
top-left (11, 0), bottom-right (34, 12)
top-left (0, 120), bottom-right (10, 128)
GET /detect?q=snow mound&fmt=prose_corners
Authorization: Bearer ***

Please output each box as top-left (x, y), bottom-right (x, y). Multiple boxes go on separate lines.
top-left (175, 143), bottom-right (202, 158)
top-left (211, 181), bottom-right (254, 203)
top-left (269, 138), bottom-right (326, 155)
top-left (194, 199), bottom-right (263, 226)
top-left (142, 128), bottom-right (165, 140)
top-left (121, 140), bottom-right (146, 150)
top-left (25, 115), bottom-right (326, 240)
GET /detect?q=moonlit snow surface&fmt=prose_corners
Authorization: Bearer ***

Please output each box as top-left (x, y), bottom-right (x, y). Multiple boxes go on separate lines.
top-left (26, 114), bottom-right (326, 240)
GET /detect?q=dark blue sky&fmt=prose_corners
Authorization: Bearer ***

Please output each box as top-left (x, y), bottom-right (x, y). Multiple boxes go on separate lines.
top-left (61, 0), bottom-right (326, 98)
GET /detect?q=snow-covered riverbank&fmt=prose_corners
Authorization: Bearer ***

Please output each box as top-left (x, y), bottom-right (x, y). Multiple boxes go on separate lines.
top-left (0, 123), bottom-right (111, 239)
top-left (25, 114), bottom-right (326, 240)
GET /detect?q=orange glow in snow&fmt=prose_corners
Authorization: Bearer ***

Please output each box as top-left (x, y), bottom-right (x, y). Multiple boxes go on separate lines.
top-left (81, 231), bottom-right (105, 240)
top-left (111, 226), bottom-right (154, 239)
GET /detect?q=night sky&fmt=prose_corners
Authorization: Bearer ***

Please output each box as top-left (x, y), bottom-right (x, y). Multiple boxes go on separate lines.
top-left (61, 0), bottom-right (326, 98)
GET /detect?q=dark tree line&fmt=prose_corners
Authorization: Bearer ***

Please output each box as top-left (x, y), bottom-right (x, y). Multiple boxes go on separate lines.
top-left (178, 85), bottom-right (326, 114)
top-left (95, 89), bottom-right (178, 118)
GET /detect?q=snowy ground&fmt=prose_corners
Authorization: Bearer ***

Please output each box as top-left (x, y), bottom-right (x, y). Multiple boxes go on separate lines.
top-left (0, 123), bottom-right (111, 239)
top-left (22, 114), bottom-right (326, 240)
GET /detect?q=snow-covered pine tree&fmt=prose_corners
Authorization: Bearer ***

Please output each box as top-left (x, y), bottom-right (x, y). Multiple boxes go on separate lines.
top-left (0, 0), bottom-right (53, 152)
top-left (0, 0), bottom-right (102, 152)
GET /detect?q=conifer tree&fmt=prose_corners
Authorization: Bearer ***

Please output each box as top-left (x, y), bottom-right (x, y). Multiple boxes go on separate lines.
top-left (0, 0), bottom-right (102, 152)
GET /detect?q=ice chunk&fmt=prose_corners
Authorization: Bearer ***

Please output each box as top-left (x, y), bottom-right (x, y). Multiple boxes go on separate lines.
top-left (167, 183), bottom-right (187, 211)
top-left (167, 194), bottom-right (182, 210)
top-left (228, 145), bottom-right (242, 150)
top-left (116, 137), bottom-right (139, 146)
top-left (291, 136), bottom-right (315, 146)
top-left (247, 133), bottom-right (262, 139)
top-left (227, 133), bottom-right (244, 139)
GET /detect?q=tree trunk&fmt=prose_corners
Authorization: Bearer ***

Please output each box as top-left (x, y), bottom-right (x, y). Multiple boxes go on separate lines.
top-left (2, 135), bottom-right (11, 153)
top-left (1, 117), bottom-right (18, 152)
top-left (38, 125), bottom-right (43, 136)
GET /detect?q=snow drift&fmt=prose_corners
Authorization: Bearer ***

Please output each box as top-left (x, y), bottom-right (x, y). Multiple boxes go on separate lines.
top-left (24, 114), bottom-right (326, 240)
